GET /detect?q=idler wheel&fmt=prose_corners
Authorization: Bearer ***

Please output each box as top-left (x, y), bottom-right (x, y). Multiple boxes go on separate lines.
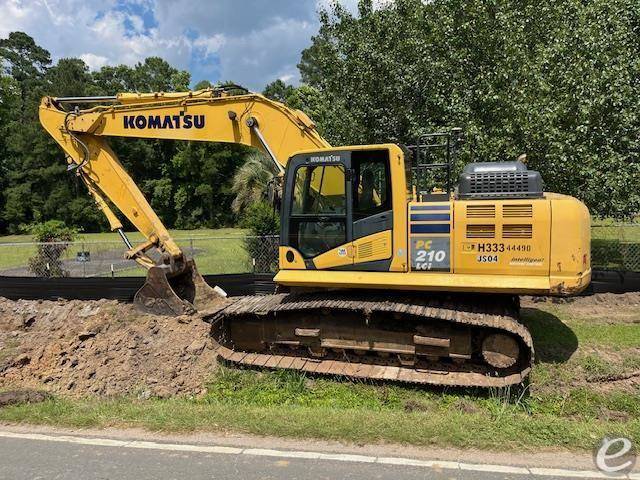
top-left (481, 334), bottom-right (519, 369)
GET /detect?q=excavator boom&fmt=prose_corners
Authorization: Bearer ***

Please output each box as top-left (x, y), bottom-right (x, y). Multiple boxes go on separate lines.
top-left (39, 86), bottom-right (329, 314)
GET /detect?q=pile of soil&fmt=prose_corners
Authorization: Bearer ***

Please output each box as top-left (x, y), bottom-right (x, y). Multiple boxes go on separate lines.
top-left (523, 291), bottom-right (640, 306)
top-left (1, 292), bottom-right (637, 399)
top-left (573, 291), bottom-right (640, 306)
top-left (523, 292), bottom-right (640, 323)
top-left (0, 298), bottom-right (218, 398)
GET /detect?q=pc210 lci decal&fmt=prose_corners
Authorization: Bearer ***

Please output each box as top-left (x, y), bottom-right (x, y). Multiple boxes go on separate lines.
top-left (411, 237), bottom-right (450, 271)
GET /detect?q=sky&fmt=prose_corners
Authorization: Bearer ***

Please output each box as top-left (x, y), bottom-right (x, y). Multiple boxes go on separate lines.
top-left (0, 0), bottom-right (364, 91)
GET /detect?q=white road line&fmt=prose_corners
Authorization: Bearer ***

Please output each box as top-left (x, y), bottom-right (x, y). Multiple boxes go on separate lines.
top-left (0, 430), bottom-right (634, 479)
top-left (377, 457), bottom-right (458, 469)
top-left (243, 448), bottom-right (320, 459)
top-left (318, 453), bottom-right (376, 463)
top-left (459, 462), bottom-right (530, 475)
top-left (127, 440), bottom-right (243, 455)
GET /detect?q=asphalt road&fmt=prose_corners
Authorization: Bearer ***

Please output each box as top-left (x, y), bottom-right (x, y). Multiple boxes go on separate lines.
top-left (0, 432), bottom-right (617, 480)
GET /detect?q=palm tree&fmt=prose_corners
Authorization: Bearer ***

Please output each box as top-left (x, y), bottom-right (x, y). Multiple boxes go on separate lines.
top-left (231, 151), bottom-right (277, 214)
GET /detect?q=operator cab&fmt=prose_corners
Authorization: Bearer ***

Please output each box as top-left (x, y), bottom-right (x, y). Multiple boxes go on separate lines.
top-left (280, 146), bottom-right (397, 270)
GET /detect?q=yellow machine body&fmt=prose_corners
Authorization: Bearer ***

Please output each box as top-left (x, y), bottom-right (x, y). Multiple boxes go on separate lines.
top-left (276, 145), bottom-right (590, 296)
top-left (39, 92), bottom-right (590, 300)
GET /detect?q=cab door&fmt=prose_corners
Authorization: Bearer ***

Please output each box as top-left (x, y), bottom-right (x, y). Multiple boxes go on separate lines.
top-left (284, 153), bottom-right (354, 269)
top-left (350, 149), bottom-right (394, 269)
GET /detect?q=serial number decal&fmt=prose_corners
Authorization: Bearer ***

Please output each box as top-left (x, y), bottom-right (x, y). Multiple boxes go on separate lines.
top-left (477, 254), bottom-right (499, 263)
top-left (469, 243), bottom-right (532, 253)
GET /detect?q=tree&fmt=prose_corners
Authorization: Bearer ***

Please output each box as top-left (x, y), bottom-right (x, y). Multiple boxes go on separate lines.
top-left (263, 79), bottom-right (296, 103)
top-left (0, 75), bottom-right (19, 231)
top-left (299, 0), bottom-right (640, 218)
top-left (194, 79), bottom-right (213, 90)
top-left (133, 57), bottom-right (190, 92)
top-left (1, 49), bottom-right (105, 233)
top-left (0, 31), bottom-right (242, 234)
top-left (0, 31), bottom-right (51, 111)
top-left (46, 58), bottom-right (95, 97)
top-left (158, 141), bottom-right (251, 229)
top-left (92, 64), bottom-right (138, 94)
top-left (262, 81), bottom-right (329, 135)
top-left (231, 151), bottom-right (277, 214)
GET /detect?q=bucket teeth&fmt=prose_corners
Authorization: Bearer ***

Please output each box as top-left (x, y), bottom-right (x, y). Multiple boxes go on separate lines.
top-left (133, 259), bottom-right (227, 316)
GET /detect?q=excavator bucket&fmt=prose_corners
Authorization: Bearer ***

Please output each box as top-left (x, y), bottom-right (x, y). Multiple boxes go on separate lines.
top-left (134, 259), bottom-right (227, 316)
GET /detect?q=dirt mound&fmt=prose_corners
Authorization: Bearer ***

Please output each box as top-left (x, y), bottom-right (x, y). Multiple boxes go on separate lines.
top-left (523, 292), bottom-right (640, 324)
top-left (523, 292), bottom-right (640, 307)
top-left (0, 298), bottom-right (218, 398)
top-left (567, 292), bottom-right (640, 307)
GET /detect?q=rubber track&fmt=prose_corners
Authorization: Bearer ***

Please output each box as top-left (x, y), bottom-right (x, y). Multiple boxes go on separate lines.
top-left (202, 292), bottom-right (534, 388)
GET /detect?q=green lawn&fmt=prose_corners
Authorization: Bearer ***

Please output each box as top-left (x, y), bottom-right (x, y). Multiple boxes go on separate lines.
top-left (1, 299), bottom-right (639, 452)
top-left (591, 219), bottom-right (640, 242)
top-left (0, 228), bottom-right (253, 276)
top-left (0, 221), bottom-right (638, 274)
top-left (0, 228), bottom-right (247, 244)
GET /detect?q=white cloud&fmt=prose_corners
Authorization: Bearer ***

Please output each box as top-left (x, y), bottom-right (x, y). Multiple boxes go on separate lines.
top-left (213, 17), bottom-right (317, 89)
top-left (79, 52), bottom-right (108, 69)
top-left (193, 34), bottom-right (225, 57)
top-left (0, 0), bottom-right (374, 90)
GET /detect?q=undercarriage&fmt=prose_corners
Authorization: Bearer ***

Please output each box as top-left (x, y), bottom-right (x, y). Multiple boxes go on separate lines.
top-left (202, 291), bottom-right (533, 388)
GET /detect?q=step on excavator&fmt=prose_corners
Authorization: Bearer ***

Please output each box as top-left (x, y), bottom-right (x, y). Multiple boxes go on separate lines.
top-left (39, 85), bottom-right (591, 388)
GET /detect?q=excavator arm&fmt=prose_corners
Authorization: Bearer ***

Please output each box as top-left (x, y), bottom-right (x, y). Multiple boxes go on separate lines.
top-left (39, 86), bottom-right (330, 314)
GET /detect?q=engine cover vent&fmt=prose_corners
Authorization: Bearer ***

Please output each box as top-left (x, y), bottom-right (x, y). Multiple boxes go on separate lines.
top-left (458, 162), bottom-right (543, 200)
top-left (467, 204), bottom-right (496, 218)
top-left (358, 242), bottom-right (374, 259)
top-left (503, 224), bottom-right (533, 239)
top-left (503, 204), bottom-right (533, 218)
top-left (466, 224), bottom-right (495, 239)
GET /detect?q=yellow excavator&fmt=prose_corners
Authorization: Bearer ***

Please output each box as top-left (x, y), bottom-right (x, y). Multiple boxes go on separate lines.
top-left (39, 85), bottom-right (591, 388)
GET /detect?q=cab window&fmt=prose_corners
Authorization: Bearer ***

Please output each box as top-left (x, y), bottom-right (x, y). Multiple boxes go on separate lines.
top-left (292, 165), bottom-right (346, 215)
top-left (353, 151), bottom-right (391, 220)
top-left (290, 164), bottom-right (347, 258)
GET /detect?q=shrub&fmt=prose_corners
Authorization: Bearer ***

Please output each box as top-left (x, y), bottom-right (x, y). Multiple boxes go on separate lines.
top-left (241, 202), bottom-right (280, 273)
top-left (27, 221), bottom-right (79, 277)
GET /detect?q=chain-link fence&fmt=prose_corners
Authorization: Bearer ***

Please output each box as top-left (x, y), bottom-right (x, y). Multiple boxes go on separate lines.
top-left (0, 224), bottom-right (638, 278)
top-left (592, 223), bottom-right (640, 271)
top-left (0, 235), bottom-right (279, 278)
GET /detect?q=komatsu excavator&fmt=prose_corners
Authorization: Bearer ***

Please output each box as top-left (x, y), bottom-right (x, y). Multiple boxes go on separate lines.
top-left (39, 85), bottom-right (591, 388)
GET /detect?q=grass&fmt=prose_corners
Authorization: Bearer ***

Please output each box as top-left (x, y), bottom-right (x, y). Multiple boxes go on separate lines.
top-left (0, 228), bottom-right (247, 244)
top-left (1, 300), bottom-right (639, 452)
top-left (1, 391), bottom-right (636, 451)
top-left (0, 221), bottom-right (639, 274)
top-left (0, 228), bottom-right (252, 275)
